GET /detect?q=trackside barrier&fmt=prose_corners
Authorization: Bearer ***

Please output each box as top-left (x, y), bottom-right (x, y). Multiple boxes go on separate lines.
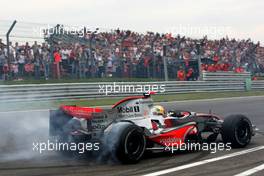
top-left (252, 81), bottom-right (264, 90)
top-left (0, 80), bottom-right (264, 102)
top-left (202, 71), bottom-right (251, 81)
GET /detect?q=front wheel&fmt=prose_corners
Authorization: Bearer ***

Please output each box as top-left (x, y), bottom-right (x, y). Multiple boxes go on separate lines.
top-left (222, 114), bottom-right (253, 148)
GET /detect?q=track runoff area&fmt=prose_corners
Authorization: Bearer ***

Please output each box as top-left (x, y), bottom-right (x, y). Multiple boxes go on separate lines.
top-left (0, 96), bottom-right (264, 176)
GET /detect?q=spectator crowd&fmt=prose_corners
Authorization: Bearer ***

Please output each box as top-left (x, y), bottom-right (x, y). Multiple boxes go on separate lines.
top-left (0, 28), bottom-right (264, 81)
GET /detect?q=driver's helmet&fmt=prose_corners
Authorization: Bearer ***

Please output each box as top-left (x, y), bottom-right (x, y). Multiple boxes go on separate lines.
top-left (152, 105), bottom-right (166, 116)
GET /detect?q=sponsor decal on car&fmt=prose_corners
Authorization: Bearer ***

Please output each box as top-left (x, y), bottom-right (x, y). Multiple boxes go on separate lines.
top-left (117, 106), bottom-right (140, 113)
top-left (160, 137), bottom-right (182, 144)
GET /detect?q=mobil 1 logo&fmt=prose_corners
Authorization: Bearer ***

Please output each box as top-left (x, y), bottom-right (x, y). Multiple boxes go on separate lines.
top-left (117, 106), bottom-right (140, 113)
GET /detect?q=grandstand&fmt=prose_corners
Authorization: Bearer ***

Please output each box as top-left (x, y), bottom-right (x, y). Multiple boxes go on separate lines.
top-left (0, 20), bottom-right (264, 81)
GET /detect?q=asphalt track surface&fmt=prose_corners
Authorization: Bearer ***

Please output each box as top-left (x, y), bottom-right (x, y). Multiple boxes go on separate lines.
top-left (0, 96), bottom-right (264, 176)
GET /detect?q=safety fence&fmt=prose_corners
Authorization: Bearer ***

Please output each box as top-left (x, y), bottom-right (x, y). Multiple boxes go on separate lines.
top-left (202, 71), bottom-right (251, 81)
top-left (0, 79), bottom-right (263, 102)
top-left (252, 81), bottom-right (264, 90)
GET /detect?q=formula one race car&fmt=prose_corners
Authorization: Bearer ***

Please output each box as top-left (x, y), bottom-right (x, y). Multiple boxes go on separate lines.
top-left (50, 92), bottom-right (257, 163)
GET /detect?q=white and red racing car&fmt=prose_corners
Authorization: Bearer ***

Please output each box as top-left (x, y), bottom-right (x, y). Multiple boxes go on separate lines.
top-left (50, 92), bottom-right (257, 163)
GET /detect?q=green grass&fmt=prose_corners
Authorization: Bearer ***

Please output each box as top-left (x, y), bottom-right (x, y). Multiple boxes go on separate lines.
top-left (1, 90), bottom-right (264, 112)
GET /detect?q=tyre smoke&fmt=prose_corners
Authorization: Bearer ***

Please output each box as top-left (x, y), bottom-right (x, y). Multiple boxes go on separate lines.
top-left (0, 110), bottom-right (50, 162)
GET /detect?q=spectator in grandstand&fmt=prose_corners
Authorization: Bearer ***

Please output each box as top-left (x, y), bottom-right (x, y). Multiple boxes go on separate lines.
top-left (97, 54), bottom-right (105, 78)
top-left (3, 61), bottom-right (9, 80)
top-left (0, 50), bottom-right (5, 80)
top-left (60, 46), bottom-right (70, 71)
top-left (207, 64), bottom-right (216, 72)
top-left (11, 60), bottom-right (18, 80)
top-left (69, 47), bottom-right (77, 78)
top-left (32, 41), bottom-right (39, 55)
top-left (177, 67), bottom-right (185, 81)
top-left (33, 50), bottom-right (41, 79)
top-left (53, 49), bottom-right (62, 79)
top-left (186, 67), bottom-right (194, 81)
top-left (106, 54), bottom-right (113, 77)
top-left (17, 50), bottom-right (25, 79)
top-left (42, 47), bottom-right (50, 80)
top-left (78, 46), bottom-right (87, 78)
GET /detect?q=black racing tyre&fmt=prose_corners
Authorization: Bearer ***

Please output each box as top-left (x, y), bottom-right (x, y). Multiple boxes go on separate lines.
top-left (103, 122), bottom-right (146, 164)
top-left (222, 114), bottom-right (253, 148)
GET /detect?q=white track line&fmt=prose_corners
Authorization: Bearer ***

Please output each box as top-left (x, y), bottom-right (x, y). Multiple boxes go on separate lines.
top-left (233, 163), bottom-right (264, 176)
top-left (143, 146), bottom-right (264, 176)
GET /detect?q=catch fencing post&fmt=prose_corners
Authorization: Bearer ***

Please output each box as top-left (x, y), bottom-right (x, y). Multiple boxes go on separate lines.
top-left (198, 55), bottom-right (203, 80)
top-left (6, 20), bottom-right (17, 71)
top-left (163, 45), bottom-right (169, 81)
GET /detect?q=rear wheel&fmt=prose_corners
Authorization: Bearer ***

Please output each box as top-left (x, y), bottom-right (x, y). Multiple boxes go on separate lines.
top-left (222, 114), bottom-right (252, 148)
top-left (103, 122), bottom-right (146, 164)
